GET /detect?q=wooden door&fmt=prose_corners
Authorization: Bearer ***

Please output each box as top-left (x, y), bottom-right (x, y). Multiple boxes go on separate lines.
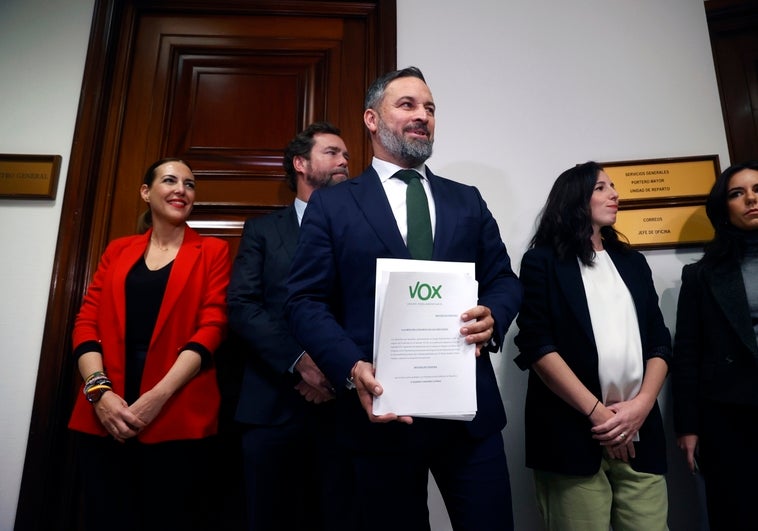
top-left (108, 10), bottom-right (377, 258)
top-left (15, 1), bottom-right (395, 530)
top-left (707, 0), bottom-right (758, 163)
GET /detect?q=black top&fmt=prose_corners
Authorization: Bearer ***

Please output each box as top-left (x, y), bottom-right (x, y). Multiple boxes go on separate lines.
top-left (124, 258), bottom-right (173, 402)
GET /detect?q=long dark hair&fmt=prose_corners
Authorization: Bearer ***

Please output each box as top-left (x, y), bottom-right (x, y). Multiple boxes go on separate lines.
top-left (700, 160), bottom-right (758, 268)
top-left (136, 157), bottom-right (191, 233)
top-left (531, 161), bottom-right (628, 265)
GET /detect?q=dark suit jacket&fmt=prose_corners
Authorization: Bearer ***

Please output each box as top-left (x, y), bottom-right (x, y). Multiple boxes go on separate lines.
top-left (672, 259), bottom-right (758, 436)
top-left (227, 205), bottom-right (314, 426)
top-left (285, 165), bottom-right (522, 449)
top-left (68, 226), bottom-right (230, 442)
top-left (514, 245), bottom-right (671, 475)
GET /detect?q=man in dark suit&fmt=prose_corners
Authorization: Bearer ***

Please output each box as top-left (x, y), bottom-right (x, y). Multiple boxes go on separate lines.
top-left (227, 122), bottom-right (350, 531)
top-left (286, 67), bottom-right (522, 531)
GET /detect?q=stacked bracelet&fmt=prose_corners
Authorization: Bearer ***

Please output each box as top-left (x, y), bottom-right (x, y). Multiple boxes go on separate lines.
top-left (83, 371), bottom-right (113, 404)
top-left (84, 370), bottom-right (105, 382)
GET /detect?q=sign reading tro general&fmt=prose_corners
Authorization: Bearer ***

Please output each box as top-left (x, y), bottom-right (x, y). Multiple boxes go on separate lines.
top-left (0, 154), bottom-right (61, 199)
top-left (600, 155), bottom-right (720, 249)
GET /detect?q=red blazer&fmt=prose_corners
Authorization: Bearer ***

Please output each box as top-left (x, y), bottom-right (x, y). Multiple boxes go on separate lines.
top-left (68, 226), bottom-right (230, 443)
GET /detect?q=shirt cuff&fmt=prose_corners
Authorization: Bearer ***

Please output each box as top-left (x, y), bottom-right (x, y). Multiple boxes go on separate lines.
top-left (289, 351), bottom-right (306, 374)
top-left (72, 340), bottom-right (103, 359)
top-left (182, 342), bottom-right (212, 369)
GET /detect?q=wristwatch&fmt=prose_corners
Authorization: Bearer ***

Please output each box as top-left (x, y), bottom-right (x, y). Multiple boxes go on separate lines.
top-left (85, 385), bottom-right (110, 404)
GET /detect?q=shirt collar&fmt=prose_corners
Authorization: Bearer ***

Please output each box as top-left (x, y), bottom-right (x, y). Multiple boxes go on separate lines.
top-left (372, 157), bottom-right (427, 183)
top-left (294, 197), bottom-right (307, 226)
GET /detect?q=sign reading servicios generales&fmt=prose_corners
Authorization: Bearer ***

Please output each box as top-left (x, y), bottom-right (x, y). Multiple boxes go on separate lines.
top-left (599, 155), bottom-right (720, 249)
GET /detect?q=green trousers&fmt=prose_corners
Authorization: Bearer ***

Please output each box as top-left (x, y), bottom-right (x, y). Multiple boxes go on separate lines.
top-left (533, 456), bottom-right (668, 531)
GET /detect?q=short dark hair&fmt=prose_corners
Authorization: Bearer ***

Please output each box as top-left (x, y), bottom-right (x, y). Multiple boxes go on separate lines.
top-left (364, 66), bottom-right (427, 111)
top-left (531, 161), bottom-right (628, 265)
top-left (282, 121), bottom-right (342, 191)
top-left (701, 160), bottom-right (758, 267)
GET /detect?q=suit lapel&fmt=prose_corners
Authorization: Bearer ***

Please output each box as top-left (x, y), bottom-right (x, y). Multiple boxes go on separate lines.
top-left (275, 205), bottom-right (299, 259)
top-left (111, 233), bottom-right (151, 342)
top-left (349, 168), bottom-right (410, 258)
top-left (151, 226), bottom-right (201, 345)
top-left (607, 249), bottom-right (646, 322)
top-left (707, 262), bottom-right (758, 356)
top-left (426, 169), bottom-right (455, 260)
top-left (555, 257), bottom-right (595, 344)
top-left (556, 249), bottom-right (646, 345)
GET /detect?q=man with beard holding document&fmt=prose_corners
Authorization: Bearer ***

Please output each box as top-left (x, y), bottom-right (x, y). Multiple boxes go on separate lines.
top-left (286, 66), bottom-right (522, 531)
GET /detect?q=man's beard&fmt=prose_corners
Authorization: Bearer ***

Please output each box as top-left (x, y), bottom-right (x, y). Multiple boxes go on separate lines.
top-left (377, 116), bottom-right (433, 167)
top-left (306, 168), bottom-right (348, 189)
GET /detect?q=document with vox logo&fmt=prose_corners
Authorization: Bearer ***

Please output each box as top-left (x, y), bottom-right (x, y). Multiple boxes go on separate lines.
top-left (372, 258), bottom-right (478, 420)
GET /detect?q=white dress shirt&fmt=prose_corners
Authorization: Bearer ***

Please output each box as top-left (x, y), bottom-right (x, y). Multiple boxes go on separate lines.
top-left (372, 157), bottom-right (437, 244)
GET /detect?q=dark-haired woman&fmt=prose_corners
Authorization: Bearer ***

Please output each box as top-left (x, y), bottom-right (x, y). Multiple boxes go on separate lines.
top-left (514, 161), bottom-right (671, 531)
top-left (68, 158), bottom-right (231, 531)
top-left (672, 161), bottom-right (758, 530)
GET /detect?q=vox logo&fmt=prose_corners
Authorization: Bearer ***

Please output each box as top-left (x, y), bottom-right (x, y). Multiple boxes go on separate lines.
top-left (408, 281), bottom-right (442, 300)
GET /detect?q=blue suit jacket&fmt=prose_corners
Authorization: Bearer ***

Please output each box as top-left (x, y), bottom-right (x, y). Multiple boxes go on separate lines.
top-left (286, 166), bottom-right (522, 449)
top-left (227, 205), bottom-right (311, 425)
top-left (514, 245), bottom-right (671, 475)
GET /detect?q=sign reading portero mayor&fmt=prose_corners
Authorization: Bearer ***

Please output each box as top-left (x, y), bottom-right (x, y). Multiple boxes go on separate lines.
top-left (602, 156), bottom-right (720, 248)
top-left (604, 158), bottom-right (717, 201)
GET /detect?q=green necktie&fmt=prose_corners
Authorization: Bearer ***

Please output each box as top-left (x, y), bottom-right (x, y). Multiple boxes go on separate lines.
top-left (394, 169), bottom-right (433, 260)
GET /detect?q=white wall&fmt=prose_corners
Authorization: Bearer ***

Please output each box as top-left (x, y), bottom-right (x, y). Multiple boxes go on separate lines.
top-left (0, 1), bottom-right (727, 530)
top-left (0, 1), bottom-right (95, 529)
top-left (397, 1), bottom-right (726, 529)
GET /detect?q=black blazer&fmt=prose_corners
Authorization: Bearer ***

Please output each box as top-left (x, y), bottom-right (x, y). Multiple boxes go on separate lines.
top-left (672, 259), bottom-right (758, 436)
top-left (514, 245), bottom-right (671, 475)
top-left (227, 205), bottom-right (312, 425)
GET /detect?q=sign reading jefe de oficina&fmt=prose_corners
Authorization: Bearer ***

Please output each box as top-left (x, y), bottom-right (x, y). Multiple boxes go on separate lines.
top-left (600, 155), bottom-right (720, 249)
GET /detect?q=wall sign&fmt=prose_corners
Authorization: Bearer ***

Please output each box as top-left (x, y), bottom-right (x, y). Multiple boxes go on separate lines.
top-left (600, 155), bottom-right (720, 249)
top-left (0, 154), bottom-right (62, 199)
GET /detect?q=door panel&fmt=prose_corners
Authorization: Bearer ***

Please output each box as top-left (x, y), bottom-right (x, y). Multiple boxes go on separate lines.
top-left (707, 1), bottom-right (758, 163)
top-left (110, 11), bottom-right (369, 259)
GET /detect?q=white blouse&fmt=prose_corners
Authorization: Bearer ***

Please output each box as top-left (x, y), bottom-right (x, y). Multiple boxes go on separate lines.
top-left (579, 251), bottom-right (643, 423)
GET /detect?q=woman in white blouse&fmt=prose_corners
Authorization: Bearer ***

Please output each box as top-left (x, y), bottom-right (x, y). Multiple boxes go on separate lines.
top-left (514, 161), bottom-right (671, 531)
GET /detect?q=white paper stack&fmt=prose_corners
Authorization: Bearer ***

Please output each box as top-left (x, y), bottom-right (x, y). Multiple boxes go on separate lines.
top-left (372, 258), bottom-right (478, 420)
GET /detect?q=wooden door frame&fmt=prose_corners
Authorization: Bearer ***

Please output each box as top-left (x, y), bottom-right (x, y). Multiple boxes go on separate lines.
top-left (705, 0), bottom-right (758, 163)
top-left (15, 1), bottom-right (395, 529)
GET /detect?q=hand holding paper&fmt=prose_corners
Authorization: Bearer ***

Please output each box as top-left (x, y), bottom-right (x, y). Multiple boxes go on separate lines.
top-left (460, 305), bottom-right (495, 356)
top-left (351, 360), bottom-right (414, 424)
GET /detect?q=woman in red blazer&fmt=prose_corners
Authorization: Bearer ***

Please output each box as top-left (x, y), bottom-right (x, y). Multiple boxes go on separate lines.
top-left (68, 158), bottom-right (230, 531)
